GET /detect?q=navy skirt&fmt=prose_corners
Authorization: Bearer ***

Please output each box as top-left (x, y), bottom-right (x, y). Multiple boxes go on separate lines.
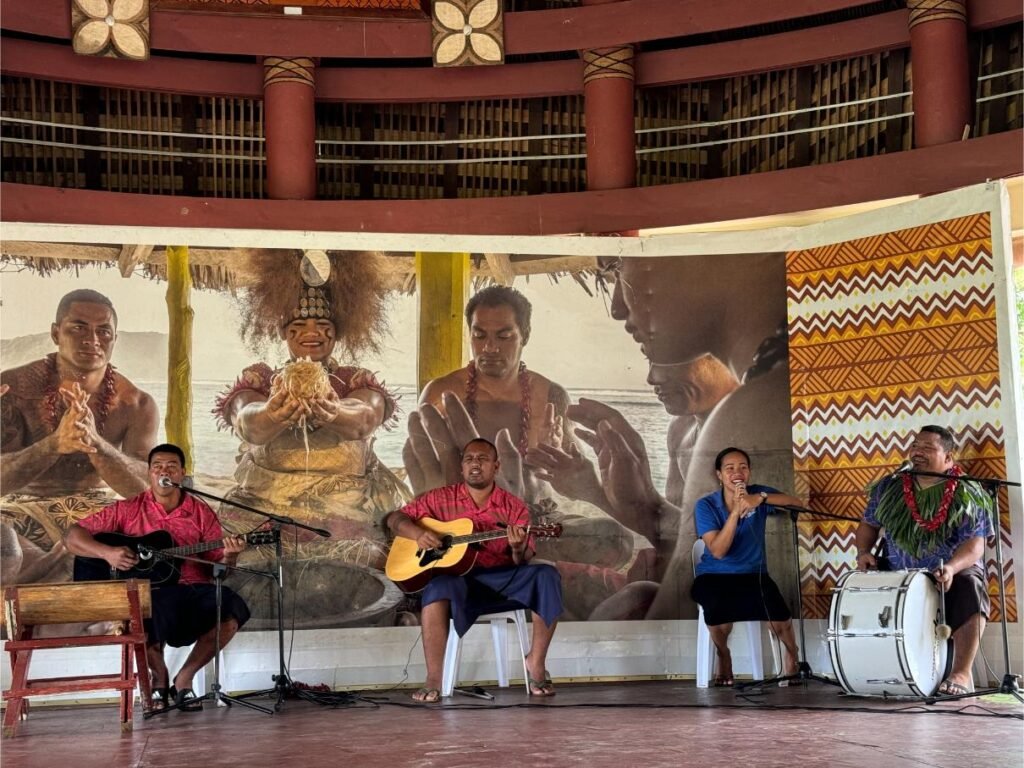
top-left (691, 572), bottom-right (791, 626)
top-left (422, 563), bottom-right (563, 637)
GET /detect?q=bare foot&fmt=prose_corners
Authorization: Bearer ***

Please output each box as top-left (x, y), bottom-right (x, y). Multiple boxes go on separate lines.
top-left (714, 650), bottom-right (734, 686)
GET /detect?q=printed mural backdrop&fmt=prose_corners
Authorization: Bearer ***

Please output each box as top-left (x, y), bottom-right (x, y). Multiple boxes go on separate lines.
top-left (1, 185), bottom-right (1020, 635)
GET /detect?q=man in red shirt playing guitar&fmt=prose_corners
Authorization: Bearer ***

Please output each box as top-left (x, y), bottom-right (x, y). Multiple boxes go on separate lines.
top-left (65, 443), bottom-right (250, 713)
top-left (387, 438), bottom-right (562, 702)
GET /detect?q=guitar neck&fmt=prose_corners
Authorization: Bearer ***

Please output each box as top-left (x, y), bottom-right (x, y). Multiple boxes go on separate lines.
top-left (449, 526), bottom-right (530, 547)
top-left (160, 538), bottom-right (229, 558)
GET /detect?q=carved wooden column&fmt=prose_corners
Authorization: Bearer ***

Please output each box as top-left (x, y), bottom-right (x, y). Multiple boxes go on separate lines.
top-left (263, 57), bottom-right (317, 199)
top-left (580, 0), bottom-right (636, 192)
top-left (907, 0), bottom-right (971, 147)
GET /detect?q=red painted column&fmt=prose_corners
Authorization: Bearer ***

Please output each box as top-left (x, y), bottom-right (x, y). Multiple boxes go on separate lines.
top-left (263, 57), bottom-right (317, 199)
top-left (580, 0), bottom-right (636, 191)
top-left (907, 0), bottom-right (971, 147)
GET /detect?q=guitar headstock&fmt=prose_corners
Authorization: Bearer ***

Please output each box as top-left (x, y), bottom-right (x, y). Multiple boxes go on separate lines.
top-left (246, 531), bottom-right (279, 547)
top-left (530, 523), bottom-right (563, 539)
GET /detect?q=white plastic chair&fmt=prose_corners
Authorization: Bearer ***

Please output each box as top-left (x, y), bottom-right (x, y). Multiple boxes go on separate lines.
top-left (441, 609), bottom-right (531, 697)
top-left (693, 538), bottom-right (778, 687)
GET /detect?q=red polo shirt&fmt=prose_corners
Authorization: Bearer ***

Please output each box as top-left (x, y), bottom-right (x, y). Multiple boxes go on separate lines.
top-left (401, 483), bottom-right (531, 569)
top-left (78, 489), bottom-right (225, 585)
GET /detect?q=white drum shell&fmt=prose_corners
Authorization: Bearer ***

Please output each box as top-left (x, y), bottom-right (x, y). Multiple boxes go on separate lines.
top-left (828, 570), bottom-right (948, 697)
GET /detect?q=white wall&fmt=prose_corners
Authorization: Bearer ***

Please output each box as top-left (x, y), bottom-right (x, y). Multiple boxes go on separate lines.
top-left (6, 619), bottom-right (1019, 701)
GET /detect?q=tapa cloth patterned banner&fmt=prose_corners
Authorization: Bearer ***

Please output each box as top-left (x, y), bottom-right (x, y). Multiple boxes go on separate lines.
top-left (786, 206), bottom-right (1016, 620)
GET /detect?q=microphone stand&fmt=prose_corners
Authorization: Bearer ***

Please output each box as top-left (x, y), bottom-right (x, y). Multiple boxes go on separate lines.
top-left (903, 468), bottom-right (1022, 704)
top-left (737, 504), bottom-right (846, 691)
top-left (168, 481), bottom-right (331, 711)
top-left (144, 554), bottom-right (277, 718)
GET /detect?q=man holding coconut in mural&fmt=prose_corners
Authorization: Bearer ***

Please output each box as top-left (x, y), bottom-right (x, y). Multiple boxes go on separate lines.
top-left (1, 288), bottom-right (158, 584)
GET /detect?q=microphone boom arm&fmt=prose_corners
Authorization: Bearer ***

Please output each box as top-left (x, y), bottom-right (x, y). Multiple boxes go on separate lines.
top-left (160, 478), bottom-right (330, 538)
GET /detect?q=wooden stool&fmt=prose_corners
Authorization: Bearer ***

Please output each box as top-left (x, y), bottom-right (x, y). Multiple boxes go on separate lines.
top-left (3, 579), bottom-right (153, 738)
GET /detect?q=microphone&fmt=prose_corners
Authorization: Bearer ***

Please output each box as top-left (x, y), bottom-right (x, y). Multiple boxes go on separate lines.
top-left (890, 460), bottom-right (914, 478)
top-left (157, 476), bottom-right (193, 489)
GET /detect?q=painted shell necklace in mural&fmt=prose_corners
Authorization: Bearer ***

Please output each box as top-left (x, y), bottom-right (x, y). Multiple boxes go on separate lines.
top-left (464, 360), bottom-right (532, 456)
top-left (742, 321), bottom-right (789, 384)
top-left (41, 353), bottom-right (117, 434)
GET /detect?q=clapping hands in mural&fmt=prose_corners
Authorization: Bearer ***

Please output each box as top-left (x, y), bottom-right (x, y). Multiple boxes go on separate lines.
top-left (568, 398), bottom-right (661, 543)
top-left (525, 440), bottom-right (607, 510)
top-left (55, 383), bottom-right (99, 455)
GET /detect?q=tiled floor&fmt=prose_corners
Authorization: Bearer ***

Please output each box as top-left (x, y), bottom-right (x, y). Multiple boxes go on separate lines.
top-left (2, 680), bottom-right (1021, 768)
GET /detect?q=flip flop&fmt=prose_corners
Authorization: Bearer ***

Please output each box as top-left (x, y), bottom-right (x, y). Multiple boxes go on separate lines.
top-left (411, 687), bottom-right (441, 703)
top-left (173, 686), bottom-right (203, 712)
top-left (937, 680), bottom-right (971, 696)
top-left (528, 673), bottom-right (556, 697)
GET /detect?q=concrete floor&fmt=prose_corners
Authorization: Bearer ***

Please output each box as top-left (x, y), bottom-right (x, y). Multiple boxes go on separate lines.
top-left (1, 680), bottom-right (1021, 768)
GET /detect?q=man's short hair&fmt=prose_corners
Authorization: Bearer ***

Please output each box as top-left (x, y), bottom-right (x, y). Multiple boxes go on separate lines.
top-left (462, 437), bottom-right (498, 460)
top-left (55, 289), bottom-right (118, 327)
top-left (920, 425), bottom-right (956, 453)
top-left (465, 286), bottom-right (532, 344)
top-left (148, 443), bottom-right (186, 466)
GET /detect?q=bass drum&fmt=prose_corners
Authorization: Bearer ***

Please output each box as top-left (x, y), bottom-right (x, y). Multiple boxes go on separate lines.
top-left (828, 569), bottom-right (950, 697)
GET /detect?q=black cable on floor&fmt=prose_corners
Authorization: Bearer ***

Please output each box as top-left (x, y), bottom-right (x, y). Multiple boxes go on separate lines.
top-left (304, 694), bottom-right (1022, 720)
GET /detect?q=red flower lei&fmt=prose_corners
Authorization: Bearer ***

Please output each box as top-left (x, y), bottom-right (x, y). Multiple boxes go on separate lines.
top-left (465, 360), bottom-right (532, 456)
top-left (902, 464), bottom-right (962, 533)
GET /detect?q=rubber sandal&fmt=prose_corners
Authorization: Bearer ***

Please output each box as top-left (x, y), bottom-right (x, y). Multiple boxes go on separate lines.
top-left (149, 687), bottom-right (170, 712)
top-left (528, 673), bottom-right (556, 697)
top-left (173, 686), bottom-right (203, 712)
top-left (937, 680), bottom-right (970, 696)
top-left (411, 687), bottom-right (441, 703)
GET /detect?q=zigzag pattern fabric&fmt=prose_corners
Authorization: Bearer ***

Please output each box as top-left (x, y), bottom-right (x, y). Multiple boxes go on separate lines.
top-left (785, 213), bottom-right (1015, 620)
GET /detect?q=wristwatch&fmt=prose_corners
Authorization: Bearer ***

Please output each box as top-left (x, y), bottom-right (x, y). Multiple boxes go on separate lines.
top-left (759, 491), bottom-right (769, 502)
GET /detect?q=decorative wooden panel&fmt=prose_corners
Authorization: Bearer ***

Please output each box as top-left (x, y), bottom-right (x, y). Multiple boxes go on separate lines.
top-left (3, 26), bottom-right (1022, 201)
top-left (975, 24), bottom-right (1023, 137)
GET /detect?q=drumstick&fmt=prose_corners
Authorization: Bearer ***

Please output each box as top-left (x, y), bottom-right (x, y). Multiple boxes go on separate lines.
top-left (936, 558), bottom-right (952, 641)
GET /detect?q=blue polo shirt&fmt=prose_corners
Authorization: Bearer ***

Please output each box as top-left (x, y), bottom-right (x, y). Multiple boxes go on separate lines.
top-left (695, 484), bottom-right (779, 575)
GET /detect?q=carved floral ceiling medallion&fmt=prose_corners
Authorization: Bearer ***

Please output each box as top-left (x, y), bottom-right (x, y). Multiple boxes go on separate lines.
top-left (72, 0), bottom-right (150, 61)
top-left (432, 0), bottom-right (504, 67)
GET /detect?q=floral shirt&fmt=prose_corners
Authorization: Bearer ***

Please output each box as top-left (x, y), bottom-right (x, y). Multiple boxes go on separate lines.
top-left (401, 483), bottom-right (531, 569)
top-left (78, 489), bottom-right (225, 585)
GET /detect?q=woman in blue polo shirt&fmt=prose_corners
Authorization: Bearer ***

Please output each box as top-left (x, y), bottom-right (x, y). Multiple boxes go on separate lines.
top-left (691, 446), bottom-right (803, 686)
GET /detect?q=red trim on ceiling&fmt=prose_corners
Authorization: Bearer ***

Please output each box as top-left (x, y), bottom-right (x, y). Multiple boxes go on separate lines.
top-left (1, 13), bottom-right (911, 102)
top-left (3, 131), bottom-right (1020, 236)
top-left (10, 0), bottom-right (1018, 59)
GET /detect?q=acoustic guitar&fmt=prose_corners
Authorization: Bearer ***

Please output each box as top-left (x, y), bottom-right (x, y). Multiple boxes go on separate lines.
top-left (72, 530), bottom-right (277, 586)
top-left (385, 517), bottom-right (562, 594)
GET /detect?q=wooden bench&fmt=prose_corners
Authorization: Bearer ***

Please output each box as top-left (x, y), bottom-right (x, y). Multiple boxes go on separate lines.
top-left (3, 579), bottom-right (153, 737)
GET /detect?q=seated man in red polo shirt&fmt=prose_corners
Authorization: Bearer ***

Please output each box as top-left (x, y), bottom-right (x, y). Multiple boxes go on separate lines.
top-left (387, 437), bottom-right (562, 703)
top-left (65, 443), bottom-right (250, 712)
